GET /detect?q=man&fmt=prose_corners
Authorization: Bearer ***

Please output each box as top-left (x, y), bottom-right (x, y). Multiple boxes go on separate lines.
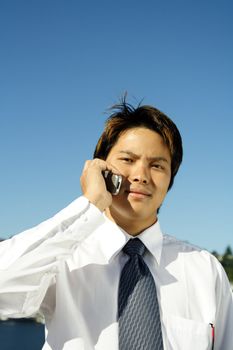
top-left (0, 100), bottom-right (232, 350)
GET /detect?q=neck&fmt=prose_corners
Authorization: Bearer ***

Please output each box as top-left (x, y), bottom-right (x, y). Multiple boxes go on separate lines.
top-left (104, 208), bottom-right (157, 236)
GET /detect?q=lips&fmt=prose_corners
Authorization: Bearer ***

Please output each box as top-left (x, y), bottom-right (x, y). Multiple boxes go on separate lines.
top-left (125, 188), bottom-right (152, 197)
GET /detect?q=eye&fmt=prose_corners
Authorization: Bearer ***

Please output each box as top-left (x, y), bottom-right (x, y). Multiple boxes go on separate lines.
top-left (152, 163), bottom-right (164, 170)
top-left (120, 157), bottom-right (133, 163)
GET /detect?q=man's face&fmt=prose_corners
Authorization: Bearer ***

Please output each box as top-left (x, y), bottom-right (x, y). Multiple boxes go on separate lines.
top-left (105, 127), bottom-right (172, 234)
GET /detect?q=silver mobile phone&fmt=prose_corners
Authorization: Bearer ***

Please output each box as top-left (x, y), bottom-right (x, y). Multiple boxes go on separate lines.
top-left (103, 170), bottom-right (122, 195)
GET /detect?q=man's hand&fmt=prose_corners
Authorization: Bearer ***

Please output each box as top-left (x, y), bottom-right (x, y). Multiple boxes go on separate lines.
top-left (80, 159), bottom-right (113, 212)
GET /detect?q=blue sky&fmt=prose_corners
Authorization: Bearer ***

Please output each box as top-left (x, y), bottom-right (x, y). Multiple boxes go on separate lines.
top-left (0, 0), bottom-right (232, 253)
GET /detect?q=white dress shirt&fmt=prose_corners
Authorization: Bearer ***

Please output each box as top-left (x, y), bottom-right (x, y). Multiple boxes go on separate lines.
top-left (0, 196), bottom-right (232, 350)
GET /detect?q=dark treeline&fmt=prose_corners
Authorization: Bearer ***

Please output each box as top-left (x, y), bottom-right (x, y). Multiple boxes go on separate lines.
top-left (212, 246), bottom-right (233, 283)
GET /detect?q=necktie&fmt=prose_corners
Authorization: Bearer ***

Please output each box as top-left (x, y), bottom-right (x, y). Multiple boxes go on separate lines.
top-left (118, 238), bottom-right (164, 350)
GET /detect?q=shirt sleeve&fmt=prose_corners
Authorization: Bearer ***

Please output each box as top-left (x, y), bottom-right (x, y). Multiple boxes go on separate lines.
top-left (214, 258), bottom-right (233, 349)
top-left (0, 196), bottom-right (105, 318)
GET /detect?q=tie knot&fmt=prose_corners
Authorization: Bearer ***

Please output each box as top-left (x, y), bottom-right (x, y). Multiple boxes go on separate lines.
top-left (123, 238), bottom-right (146, 257)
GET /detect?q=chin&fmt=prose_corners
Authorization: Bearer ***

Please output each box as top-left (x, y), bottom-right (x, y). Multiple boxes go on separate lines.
top-left (123, 208), bottom-right (153, 221)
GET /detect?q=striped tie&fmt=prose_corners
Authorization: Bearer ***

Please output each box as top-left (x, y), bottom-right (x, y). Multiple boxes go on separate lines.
top-left (118, 238), bottom-right (164, 349)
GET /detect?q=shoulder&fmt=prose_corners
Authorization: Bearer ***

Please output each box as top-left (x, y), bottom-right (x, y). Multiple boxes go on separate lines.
top-left (161, 234), bottom-right (232, 313)
top-left (162, 233), bottom-right (223, 272)
top-left (163, 233), bottom-right (203, 253)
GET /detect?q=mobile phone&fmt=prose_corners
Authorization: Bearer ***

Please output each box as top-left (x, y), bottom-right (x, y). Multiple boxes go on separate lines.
top-left (103, 170), bottom-right (122, 195)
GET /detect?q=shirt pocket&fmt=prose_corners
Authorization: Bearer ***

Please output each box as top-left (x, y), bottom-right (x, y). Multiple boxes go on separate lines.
top-left (163, 314), bottom-right (213, 350)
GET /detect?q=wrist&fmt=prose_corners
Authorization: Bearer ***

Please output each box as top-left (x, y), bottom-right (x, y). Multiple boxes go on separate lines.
top-left (84, 193), bottom-right (111, 212)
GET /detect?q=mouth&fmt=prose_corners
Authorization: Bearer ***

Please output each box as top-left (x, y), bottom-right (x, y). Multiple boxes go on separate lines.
top-left (125, 188), bottom-right (152, 198)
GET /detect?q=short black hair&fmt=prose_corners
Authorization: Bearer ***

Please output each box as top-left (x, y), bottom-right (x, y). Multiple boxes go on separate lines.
top-left (94, 98), bottom-right (183, 190)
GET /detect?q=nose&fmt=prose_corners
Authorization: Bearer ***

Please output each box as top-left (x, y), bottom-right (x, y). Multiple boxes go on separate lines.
top-left (129, 164), bottom-right (150, 184)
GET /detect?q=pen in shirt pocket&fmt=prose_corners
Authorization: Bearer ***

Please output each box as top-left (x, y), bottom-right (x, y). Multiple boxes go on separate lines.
top-left (209, 323), bottom-right (215, 350)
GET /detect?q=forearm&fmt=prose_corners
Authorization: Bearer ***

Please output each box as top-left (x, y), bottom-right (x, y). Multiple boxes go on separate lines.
top-left (0, 196), bottom-right (104, 317)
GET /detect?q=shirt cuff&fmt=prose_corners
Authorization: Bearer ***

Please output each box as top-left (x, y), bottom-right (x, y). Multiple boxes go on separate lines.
top-left (68, 197), bottom-right (105, 242)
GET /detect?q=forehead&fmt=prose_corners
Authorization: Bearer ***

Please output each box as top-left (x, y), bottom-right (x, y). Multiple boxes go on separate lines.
top-left (109, 127), bottom-right (171, 158)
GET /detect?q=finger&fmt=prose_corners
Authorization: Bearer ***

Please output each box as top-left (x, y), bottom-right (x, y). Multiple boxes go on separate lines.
top-left (83, 160), bottom-right (92, 171)
top-left (105, 162), bottom-right (122, 176)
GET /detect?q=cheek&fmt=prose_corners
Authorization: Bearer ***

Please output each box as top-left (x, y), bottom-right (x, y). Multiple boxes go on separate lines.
top-left (152, 173), bottom-right (170, 189)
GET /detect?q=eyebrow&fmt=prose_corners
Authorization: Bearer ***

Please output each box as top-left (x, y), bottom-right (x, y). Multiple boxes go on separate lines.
top-left (118, 150), bottom-right (170, 163)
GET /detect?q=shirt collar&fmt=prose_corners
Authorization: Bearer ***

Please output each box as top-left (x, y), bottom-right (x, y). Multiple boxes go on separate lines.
top-left (137, 221), bottom-right (163, 265)
top-left (98, 215), bottom-right (163, 265)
